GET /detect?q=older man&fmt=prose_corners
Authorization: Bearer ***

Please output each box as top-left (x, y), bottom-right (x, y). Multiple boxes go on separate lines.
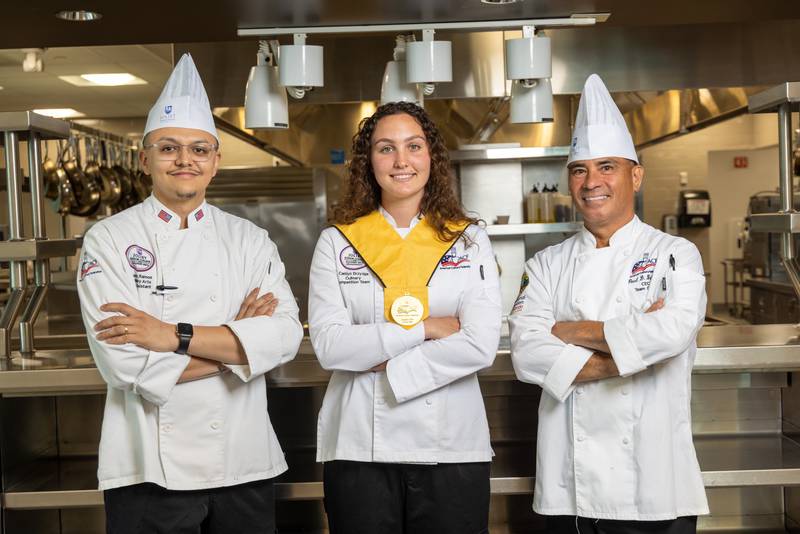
top-left (77, 54), bottom-right (303, 533)
top-left (509, 74), bottom-right (709, 534)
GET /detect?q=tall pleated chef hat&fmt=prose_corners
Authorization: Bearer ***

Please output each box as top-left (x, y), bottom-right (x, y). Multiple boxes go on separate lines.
top-left (567, 73), bottom-right (638, 164)
top-left (143, 53), bottom-right (218, 141)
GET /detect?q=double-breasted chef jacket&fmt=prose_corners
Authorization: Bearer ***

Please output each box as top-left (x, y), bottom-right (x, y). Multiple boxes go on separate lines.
top-left (508, 215), bottom-right (709, 520)
top-left (309, 209), bottom-right (502, 463)
top-left (77, 195), bottom-right (303, 491)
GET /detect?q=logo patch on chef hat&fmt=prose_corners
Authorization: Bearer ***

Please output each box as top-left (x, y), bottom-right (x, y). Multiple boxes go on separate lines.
top-left (126, 245), bottom-right (156, 272)
top-left (160, 104), bottom-right (176, 122)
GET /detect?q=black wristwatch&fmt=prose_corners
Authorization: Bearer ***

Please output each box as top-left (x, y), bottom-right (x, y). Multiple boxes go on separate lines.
top-left (175, 323), bottom-right (194, 355)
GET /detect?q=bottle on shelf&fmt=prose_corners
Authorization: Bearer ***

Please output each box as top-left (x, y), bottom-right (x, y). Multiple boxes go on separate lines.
top-left (554, 186), bottom-right (573, 222)
top-left (539, 184), bottom-right (555, 223)
top-left (526, 184), bottom-right (541, 223)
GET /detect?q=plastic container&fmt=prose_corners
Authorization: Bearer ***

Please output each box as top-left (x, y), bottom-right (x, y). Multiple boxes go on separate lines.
top-left (525, 185), bottom-right (540, 223)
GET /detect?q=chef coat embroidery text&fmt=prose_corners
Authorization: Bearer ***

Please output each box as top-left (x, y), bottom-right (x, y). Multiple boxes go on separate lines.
top-left (629, 253), bottom-right (657, 292)
top-left (126, 245), bottom-right (156, 272)
top-left (133, 273), bottom-right (154, 289)
top-left (339, 246), bottom-right (366, 270)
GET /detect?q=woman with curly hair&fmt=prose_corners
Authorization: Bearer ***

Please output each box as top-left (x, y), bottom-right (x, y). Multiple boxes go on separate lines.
top-left (308, 101), bottom-right (502, 533)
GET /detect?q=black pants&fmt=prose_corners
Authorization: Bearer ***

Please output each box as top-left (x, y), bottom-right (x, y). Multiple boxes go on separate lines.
top-left (323, 460), bottom-right (490, 534)
top-left (104, 479), bottom-right (276, 534)
top-left (546, 515), bottom-right (697, 534)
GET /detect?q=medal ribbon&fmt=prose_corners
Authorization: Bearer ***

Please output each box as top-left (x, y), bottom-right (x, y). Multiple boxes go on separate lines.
top-left (334, 210), bottom-right (468, 329)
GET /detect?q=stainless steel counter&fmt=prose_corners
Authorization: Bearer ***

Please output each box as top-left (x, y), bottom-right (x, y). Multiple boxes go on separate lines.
top-left (0, 324), bottom-right (797, 396)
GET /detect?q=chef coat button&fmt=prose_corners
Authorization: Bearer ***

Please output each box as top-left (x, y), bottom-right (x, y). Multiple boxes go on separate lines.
top-left (210, 295), bottom-right (217, 302)
top-left (425, 398), bottom-right (433, 405)
top-left (577, 435), bottom-right (585, 442)
top-left (203, 232), bottom-right (210, 240)
top-left (161, 424), bottom-right (172, 433)
top-left (211, 421), bottom-right (220, 430)
top-left (616, 295), bottom-right (623, 303)
top-left (376, 399), bottom-right (385, 405)
top-left (622, 437), bottom-right (630, 445)
top-left (621, 389), bottom-right (629, 396)
top-left (167, 295), bottom-right (174, 302)
top-left (575, 296), bottom-right (582, 304)
top-left (576, 387), bottom-right (583, 395)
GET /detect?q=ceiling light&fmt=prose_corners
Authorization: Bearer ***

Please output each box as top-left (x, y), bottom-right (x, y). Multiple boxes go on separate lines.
top-left (55, 10), bottom-right (102, 22)
top-left (506, 26), bottom-right (553, 123)
top-left (33, 108), bottom-right (85, 119)
top-left (406, 29), bottom-right (452, 97)
top-left (59, 73), bottom-right (147, 86)
top-left (244, 42), bottom-right (289, 129)
top-left (510, 78), bottom-right (553, 123)
top-left (380, 36), bottom-right (423, 105)
top-left (481, 0), bottom-right (521, 3)
top-left (279, 33), bottom-right (324, 99)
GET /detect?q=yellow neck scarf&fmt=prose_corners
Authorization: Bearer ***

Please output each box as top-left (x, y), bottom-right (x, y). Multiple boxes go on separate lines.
top-left (334, 210), bottom-right (468, 328)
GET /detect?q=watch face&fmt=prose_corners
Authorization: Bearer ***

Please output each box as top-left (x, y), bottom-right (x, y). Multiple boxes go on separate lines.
top-left (177, 323), bottom-right (193, 336)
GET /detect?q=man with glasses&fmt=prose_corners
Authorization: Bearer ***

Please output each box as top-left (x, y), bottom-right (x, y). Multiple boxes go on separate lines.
top-left (77, 54), bottom-right (303, 534)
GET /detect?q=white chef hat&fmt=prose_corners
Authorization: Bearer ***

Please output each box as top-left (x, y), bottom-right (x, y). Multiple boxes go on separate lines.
top-left (143, 53), bottom-right (218, 141)
top-left (567, 73), bottom-right (637, 164)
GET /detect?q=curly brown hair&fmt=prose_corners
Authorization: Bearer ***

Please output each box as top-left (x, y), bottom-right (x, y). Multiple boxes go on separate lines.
top-left (331, 101), bottom-right (477, 242)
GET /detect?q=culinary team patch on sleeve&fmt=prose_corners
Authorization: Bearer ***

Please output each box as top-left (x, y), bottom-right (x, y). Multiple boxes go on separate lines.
top-left (511, 272), bottom-right (529, 314)
top-left (79, 252), bottom-right (102, 281)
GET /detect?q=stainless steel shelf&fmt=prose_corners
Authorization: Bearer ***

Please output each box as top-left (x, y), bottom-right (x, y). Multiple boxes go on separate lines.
top-left (748, 212), bottom-right (800, 233)
top-left (0, 239), bottom-right (79, 261)
top-left (4, 434), bottom-right (799, 510)
top-left (0, 111), bottom-right (71, 140)
top-left (748, 82), bottom-right (800, 113)
top-left (486, 222), bottom-right (583, 237)
top-left (450, 146), bottom-right (570, 162)
top-left (1, 325), bottom-right (799, 395)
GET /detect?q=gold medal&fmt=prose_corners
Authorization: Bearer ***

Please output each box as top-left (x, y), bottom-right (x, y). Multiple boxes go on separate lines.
top-left (391, 294), bottom-right (424, 326)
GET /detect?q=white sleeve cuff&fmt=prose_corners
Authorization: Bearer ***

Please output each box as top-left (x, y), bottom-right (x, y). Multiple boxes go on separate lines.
top-left (542, 344), bottom-right (593, 402)
top-left (224, 316), bottom-right (301, 379)
top-left (385, 346), bottom-right (434, 403)
top-left (383, 322), bottom-right (425, 359)
top-left (603, 317), bottom-right (647, 376)
top-left (133, 351), bottom-right (191, 406)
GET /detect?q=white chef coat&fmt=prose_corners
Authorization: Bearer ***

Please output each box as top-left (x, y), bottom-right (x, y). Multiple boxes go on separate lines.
top-left (508, 215), bottom-right (709, 520)
top-left (77, 195), bottom-right (303, 491)
top-left (309, 209), bottom-right (502, 463)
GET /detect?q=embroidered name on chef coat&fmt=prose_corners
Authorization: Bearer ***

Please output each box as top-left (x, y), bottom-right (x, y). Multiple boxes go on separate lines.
top-left (439, 245), bottom-right (471, 270)
top-left (629, 252), bottom-right (657, 292)
top-left (337, 245), bottom-right (370, 285)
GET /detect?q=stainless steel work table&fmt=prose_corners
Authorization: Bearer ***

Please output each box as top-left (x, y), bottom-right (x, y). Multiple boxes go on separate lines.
top-left (1, 324), bottom-right (799, 510)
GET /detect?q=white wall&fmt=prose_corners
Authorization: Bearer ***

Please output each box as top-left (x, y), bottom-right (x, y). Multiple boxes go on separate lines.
top-left (707, 146), bottom-right (778, 304)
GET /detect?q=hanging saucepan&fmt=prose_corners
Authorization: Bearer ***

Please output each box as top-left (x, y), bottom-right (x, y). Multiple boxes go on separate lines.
top-left (61, 135), bottom-right (101, 216)
top-left (131, 141), bottom-right (153, 198)
top-left (96, 138), bottom-right (122, 209)
top-left (128, 145), bottom-right (149, 203)
top-left (50, 140), bottom-right (75, 216)
top-left (112, 141), bottom-right (137, 209)
top-left (82, 136), bottom-right (106, 210)
top-left (41, 141), bottom-right (62, 200)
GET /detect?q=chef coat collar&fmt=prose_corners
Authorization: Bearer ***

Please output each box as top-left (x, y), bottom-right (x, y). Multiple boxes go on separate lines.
top-left (578, 214), bottom-right (640, 250)
top-left (379, 205), bottom-right (422, 233)
top-left (145, 194), bottom-right (210, 230)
